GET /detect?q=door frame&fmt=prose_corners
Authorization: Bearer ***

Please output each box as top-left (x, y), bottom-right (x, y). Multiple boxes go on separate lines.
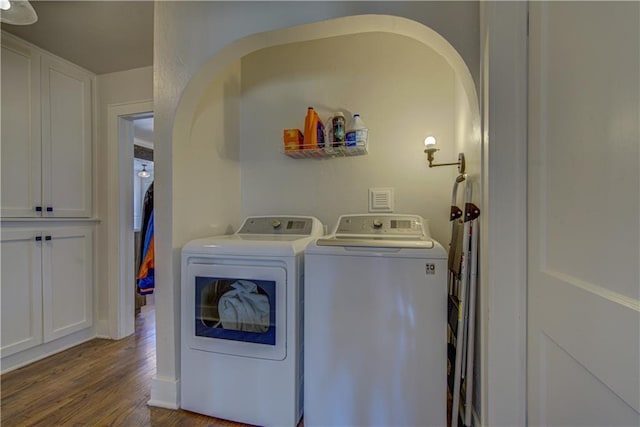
top-left (480, 2), bottom-right (528, 426)
top-left (106, 100), bottom-right (153, 339)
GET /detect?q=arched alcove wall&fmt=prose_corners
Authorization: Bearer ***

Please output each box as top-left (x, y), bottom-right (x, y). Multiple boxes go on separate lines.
top-left (239, 32), bottom-right (459, 246)
top-left (151, 12), bottom-right (481, 409)
top-left (173, 15), bottom-right (480, 245)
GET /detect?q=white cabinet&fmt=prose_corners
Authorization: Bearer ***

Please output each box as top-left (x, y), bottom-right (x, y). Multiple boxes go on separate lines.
top-left (1, 227), bottom-right (93, 357)
top-left (1, 34), bottom-right (93, 218)
top-left (0, 33), bottom-right (95, 370)
top-left (0, 38), bottom-right (41, 218)
top-left (42, 228), bottom-right (93, 341)
top-left (0, 230), bottom-right (43, 357)
top-left (41, 55), bottom-right (93, 218)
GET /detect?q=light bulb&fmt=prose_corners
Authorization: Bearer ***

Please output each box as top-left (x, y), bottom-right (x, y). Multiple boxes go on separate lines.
top-left (138, 165), bottom-right (151, 178)
top-left (0, 0), bottom-right (11, 11)
top-left (424, 136), bottom-right (437, 146)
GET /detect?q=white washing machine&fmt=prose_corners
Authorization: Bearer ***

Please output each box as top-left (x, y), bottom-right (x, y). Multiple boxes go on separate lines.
top-left (304, 214), bottom-right (448, 427)
top-left (181, 216), bottom-right (323, 426)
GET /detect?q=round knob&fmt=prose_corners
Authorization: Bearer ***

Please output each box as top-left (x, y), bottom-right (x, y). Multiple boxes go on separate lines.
top-left (272, 220), bottom-right (282, 229)
top-left (373, 219), bottom-right (383, 229)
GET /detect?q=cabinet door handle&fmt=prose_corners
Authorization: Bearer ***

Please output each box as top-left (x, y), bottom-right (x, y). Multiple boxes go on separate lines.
top-left (35, 206), bottom-right (42, 212)
top-left (46, 206), bottom-right (54, 212)
top-left (35, 236), bottom-right (42, 242)
top-left (45, 236), bottom-right (52, 241)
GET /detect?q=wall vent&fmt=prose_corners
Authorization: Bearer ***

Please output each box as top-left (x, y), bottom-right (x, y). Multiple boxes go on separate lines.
top-left (369, 188), bottom-right (394, 212)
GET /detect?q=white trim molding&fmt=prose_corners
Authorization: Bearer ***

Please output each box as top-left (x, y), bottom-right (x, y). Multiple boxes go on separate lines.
top-left (106, 100), bottom-right (153, 340)
top-left (480, 2), bottom-right (528, 426)
top-left (148, 375), bottom-right (180, 409)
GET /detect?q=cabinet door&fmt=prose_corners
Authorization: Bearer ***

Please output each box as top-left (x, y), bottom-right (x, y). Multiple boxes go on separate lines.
top-left (42, 227), bottom-right (93, 342)
top-left (1, 38), bottom-right (42, 218)
top-left (41, 56), bottom-right (92, 218)
top-left (1, 230), bottom-right (43, 357)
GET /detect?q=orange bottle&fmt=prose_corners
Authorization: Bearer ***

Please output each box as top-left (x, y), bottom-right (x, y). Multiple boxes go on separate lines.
top-left (303, 107), bottom-right (325, 150)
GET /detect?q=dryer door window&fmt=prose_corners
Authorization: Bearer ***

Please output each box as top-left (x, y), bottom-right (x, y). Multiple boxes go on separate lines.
top-left (186, 263), bottom-right (286, 361)
top-left (195, 277), bottom-right (276, 345)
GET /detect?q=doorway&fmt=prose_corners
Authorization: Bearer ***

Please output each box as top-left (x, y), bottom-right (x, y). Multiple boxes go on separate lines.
top-left (132, 115), bottom-right (155, 322)
top-left (106, 100), bottom-right (153, 340)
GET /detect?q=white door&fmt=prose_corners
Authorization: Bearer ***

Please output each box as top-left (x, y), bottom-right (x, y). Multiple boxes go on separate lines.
top-left (42, 227), bottom-right (93, 342)
top-left (0, 230), bottom-right (43, 356)
top-left (1, 37), bottom-right (41, 218)
top-left (528, 3), bottom-right (640, 426)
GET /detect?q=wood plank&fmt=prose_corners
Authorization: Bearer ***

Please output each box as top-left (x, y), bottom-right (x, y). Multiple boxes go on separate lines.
top-left (1, 307), bottom-right (274, 426)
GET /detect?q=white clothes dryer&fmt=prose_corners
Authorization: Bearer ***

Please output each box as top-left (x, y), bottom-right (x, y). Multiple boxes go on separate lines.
top-left (304, 214), bottom-right (448, 427)
top-left (181, 216), bottom-right (323, 427)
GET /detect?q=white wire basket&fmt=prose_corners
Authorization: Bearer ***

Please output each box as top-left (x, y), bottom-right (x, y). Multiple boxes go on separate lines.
top-left (284, 142), bottom-right (368, 159)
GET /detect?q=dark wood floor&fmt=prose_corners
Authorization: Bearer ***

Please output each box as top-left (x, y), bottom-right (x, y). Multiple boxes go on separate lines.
top-left (1, 306), bottom-right (249, 426)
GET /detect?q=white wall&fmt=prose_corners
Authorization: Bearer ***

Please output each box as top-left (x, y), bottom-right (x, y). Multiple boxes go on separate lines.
top-left (173, 61), bottom-right (242, 247)
top-left (454, 75), bottom-right (481, 185)
top-left (96, 66), bottom-right (153, 331)
top-left (240, 32), bottom-right (456, 244)
top-left (154, 2), bottom-right (479, 407)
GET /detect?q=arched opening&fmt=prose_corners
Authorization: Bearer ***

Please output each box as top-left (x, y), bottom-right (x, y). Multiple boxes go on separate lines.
top-left (172, 14), bottom-right (480, 246)
top-left (161, 14), bottom-right (483, 414)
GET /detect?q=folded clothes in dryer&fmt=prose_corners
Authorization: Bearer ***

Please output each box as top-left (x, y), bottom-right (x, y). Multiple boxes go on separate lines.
top-left (218, 280), bottom-right (270, 333)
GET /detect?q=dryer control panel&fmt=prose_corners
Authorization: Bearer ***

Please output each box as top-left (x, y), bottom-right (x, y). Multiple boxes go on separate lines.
top-left (238, 216), bottom-right (322, 236)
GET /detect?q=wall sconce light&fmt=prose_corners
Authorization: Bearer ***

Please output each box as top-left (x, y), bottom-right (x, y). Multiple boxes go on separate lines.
top-left (138, 164), bottom-right (151, 178)
top-left (423, 136), bottom-right (466, 174)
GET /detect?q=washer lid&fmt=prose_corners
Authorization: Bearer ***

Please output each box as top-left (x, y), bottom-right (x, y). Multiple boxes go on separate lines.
top-left (316, 237), bottom-right (435, 249)
top-left (307, 214), bottom-right (446, 257)
top-left (306, 237), bottom-right (447, 258)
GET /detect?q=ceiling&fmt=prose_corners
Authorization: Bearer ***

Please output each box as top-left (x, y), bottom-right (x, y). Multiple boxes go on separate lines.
top-left (1, 1), bottom-right (153, 74)
top-left (134, 116), bottom-right (154, 146)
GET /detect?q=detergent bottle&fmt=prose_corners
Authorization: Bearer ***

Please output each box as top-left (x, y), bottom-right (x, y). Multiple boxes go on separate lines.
top-left (345, 113), bottom-right (368, 148)
top-left (303, 107), bottom-right (325, 149)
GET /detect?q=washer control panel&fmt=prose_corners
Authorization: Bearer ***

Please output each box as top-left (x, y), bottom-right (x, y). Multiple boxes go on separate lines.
top-left (335, 214), bottom-right (427, 238)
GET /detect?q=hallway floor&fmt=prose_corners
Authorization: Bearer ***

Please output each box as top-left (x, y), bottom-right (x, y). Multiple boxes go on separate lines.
top-left (0, 307), bottom-right (250, 426)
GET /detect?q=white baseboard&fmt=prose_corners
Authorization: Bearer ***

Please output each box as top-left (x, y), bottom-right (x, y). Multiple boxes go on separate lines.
top-left (1, 328), bottom-right (95, 374)
top-left (148, 375), bottom-right (180, 409)
top-left (94, 319), bottom-right (111, 338)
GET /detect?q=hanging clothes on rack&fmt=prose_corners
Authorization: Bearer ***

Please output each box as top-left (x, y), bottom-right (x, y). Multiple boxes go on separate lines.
top-left (138, 211), bottom-right (154, 295)
top-left (137, 182), bottom-right (154, 295)
top-left (138, 183), bottom-right (153, 266)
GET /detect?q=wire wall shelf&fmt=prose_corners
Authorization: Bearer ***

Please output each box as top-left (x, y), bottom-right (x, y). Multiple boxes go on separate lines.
top-left (284, 144), bottom-right (367, 159)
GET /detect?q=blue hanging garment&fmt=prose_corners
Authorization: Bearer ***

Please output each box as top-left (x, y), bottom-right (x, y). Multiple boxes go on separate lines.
top-left (137, 211), bottom-right (154, 295)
